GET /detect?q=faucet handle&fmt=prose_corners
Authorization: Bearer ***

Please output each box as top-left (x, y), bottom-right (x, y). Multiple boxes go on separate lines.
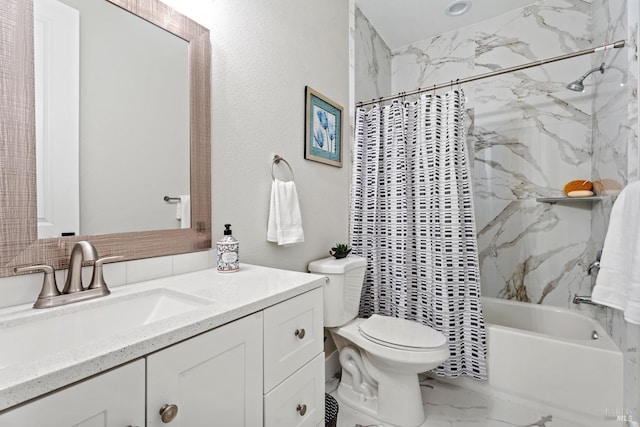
top-left (88, 256), bottom-right (123, 291)
top-left (14, 265), bottom-right (61, 303)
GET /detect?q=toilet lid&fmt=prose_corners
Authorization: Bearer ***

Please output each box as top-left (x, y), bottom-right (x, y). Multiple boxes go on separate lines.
top-left (359, 314), bottom-right (447, 350)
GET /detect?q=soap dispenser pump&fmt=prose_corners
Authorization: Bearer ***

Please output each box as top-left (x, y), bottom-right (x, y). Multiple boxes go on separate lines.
top-left (217, 224), bottom-right (239, 273)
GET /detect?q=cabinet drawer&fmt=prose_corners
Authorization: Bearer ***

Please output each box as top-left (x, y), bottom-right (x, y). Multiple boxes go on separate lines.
top-left (264, 352), bottom-right (325, 427)
top-left (264, 287), bottom-right (323, 392)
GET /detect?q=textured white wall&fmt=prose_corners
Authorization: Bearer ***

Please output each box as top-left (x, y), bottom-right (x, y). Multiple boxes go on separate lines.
top-left (164, 0), bottom-right (352, 272)
top-left (0, 0), bottom-right (351, 304)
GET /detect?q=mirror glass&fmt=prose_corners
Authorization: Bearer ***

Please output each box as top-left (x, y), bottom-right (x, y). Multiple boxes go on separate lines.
top-left (0, 0), bottom-right (211, 278)
top-left (34, 0), bottom-right (190, 238)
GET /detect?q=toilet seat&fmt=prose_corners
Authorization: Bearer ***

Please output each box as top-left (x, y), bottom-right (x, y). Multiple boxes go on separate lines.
top-left (359, 314), bottom-right (447, 351)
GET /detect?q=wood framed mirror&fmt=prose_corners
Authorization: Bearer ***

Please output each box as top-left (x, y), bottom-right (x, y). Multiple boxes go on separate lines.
top-left (0, 0), bottom-right (211, 277)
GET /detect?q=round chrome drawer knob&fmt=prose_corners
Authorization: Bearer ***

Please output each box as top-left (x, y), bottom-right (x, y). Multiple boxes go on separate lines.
top-left (295, 328), bottom-right (306, 339)
top-left (159, 403), bottom-right (178, 423)
top-left (297, 403), bottom-right (307, 416)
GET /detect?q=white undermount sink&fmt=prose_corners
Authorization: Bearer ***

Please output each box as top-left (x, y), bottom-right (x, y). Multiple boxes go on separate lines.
top-left (0, 288), bottom-right (211, 370)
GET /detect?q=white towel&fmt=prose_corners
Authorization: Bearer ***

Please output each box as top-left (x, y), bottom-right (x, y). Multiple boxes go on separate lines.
top-left (592, 181), bottom-right (640, 324)
top-left (177, 195), bottom-right (191, 229)
top-left (267, 179), bottom-right (304, 245)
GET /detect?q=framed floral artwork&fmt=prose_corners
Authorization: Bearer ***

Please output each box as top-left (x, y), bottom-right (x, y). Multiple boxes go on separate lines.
top-left (304, 86), bottom-right (343, 167)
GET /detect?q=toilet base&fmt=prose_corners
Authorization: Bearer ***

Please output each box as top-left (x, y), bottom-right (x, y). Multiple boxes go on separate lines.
top-left (337, 368), bottom-right (426, 427)
top-left (328, 319), bottom-right (448, 427)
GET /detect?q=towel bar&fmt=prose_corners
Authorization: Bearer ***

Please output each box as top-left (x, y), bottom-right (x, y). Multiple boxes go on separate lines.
top-left (271, 155), bottom-right (295, 181)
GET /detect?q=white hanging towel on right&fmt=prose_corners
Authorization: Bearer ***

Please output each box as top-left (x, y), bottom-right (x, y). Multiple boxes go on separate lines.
top-left (592, 180), bottom-right (640, 324)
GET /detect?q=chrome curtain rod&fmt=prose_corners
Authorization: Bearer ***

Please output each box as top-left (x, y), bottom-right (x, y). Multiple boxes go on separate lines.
top-left (356, 40), bottom-right (626, 107)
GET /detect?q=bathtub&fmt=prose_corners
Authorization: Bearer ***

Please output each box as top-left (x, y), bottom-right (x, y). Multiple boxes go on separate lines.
top-left (454, 297), bottom-right (623, 419)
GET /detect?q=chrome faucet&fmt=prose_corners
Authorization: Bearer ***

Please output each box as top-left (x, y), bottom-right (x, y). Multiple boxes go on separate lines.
top-left (14, 241), bottom-right (122, 309)
top-left (574, 250), bottom-right (605, 306)
top-left (587, 250), bottom-right (602, 276)
top-left (587, 260), bottom-right (600, 275)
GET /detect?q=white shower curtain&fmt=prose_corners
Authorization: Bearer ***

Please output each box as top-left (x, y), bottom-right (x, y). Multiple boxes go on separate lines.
top-left (350, 90), bottom-right (487, 380)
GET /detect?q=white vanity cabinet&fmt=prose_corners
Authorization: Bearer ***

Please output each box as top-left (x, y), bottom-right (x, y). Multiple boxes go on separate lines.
top-left (0, 282), bottom-right (324, 427)
top-left (0, 360), bottom-right (145, 426)
top-left (146, 311), bottom-right (263, 427)
top-left (263, 287), bottom-right (324, 427)
top-left (144, 287), bottom-right (324, 427)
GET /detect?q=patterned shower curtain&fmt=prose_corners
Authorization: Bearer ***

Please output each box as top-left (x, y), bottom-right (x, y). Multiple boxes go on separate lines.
top-left (350, 90), bottom-right (487, 380)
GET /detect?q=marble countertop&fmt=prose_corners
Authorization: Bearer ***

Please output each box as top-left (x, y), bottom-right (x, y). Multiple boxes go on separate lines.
top-left (0, 264), bottom-right (326, 412)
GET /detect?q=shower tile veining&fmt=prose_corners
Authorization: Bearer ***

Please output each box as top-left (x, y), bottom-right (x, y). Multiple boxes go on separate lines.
top-left (327, 375), bottom-right (596, 427)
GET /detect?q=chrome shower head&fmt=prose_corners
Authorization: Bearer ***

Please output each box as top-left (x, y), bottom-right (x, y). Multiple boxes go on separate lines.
top-left (567, 80), bottom-right (586, 92)
top-left (566, 63), bottom-right (606, 92)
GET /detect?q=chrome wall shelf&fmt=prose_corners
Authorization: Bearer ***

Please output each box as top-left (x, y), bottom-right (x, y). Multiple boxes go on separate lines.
top-left (536, 196), bottom-right (604, 204)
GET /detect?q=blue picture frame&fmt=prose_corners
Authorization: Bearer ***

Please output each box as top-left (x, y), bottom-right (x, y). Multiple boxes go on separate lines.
top-left (305, 86), bottom-right (343, 167)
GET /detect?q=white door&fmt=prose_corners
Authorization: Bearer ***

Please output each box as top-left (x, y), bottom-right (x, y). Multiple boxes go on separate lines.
top-left (147, 312), bottom-right (264, 427)
top-left (34, 0), bottom-right (80, 238)
top-left (0, 360), bottom-right (145, 426)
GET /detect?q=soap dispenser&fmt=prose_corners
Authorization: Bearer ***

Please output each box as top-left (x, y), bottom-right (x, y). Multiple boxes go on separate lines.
top-left (217, 224), bottom-right (239, 273)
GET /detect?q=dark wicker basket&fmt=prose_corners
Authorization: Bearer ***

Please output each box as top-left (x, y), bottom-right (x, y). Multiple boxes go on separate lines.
top-left (325, 393), bottom-right (339, 427)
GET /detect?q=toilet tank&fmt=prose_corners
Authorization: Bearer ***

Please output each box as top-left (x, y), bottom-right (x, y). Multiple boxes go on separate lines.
top-left (308, 255), bottom-right (367, 327)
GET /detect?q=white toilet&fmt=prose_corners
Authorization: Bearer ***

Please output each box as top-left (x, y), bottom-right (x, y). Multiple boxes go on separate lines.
top-left (309, 255), bottom-right (449, 427)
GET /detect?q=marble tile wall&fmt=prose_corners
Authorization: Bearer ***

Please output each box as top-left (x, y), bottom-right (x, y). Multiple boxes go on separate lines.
top-left (392, 0), bottom-right (595, 308)
top-left (356, 0), bottom-right (639, 418)
top-left (590, 0), bottom-right (639, 418)
top-left (353, 6), bottom-right (392, 104)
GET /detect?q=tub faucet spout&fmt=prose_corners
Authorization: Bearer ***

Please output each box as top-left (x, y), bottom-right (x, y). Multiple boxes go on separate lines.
top-left (572, 294), bottom-right (603, 307)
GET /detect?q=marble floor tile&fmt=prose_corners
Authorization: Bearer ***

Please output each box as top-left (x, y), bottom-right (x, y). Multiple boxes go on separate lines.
top-left (327, 375), bottom-right (601, 427)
